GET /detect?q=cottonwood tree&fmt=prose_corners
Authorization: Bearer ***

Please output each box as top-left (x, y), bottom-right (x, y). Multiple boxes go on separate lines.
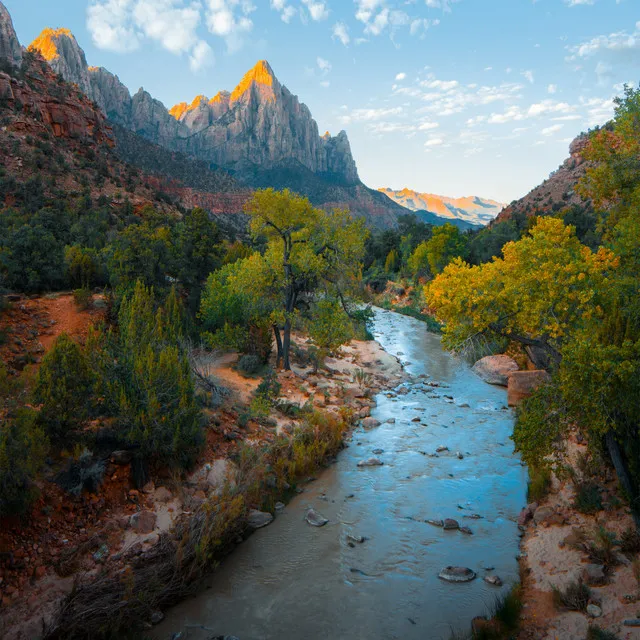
top-left (234, 188), bottom-right (368, 370)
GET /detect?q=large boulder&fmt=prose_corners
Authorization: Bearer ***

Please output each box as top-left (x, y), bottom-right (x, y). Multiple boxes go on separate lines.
top-left (508, 370), bottom-right (551, 406)
top-left (472, 355), bottom-right (519, 386)
top-left (438, 566), bottom-right (476, 582)
top-left (246, 509), bottom-right (273, 529)
top-left (129, 510), bottom-right (157, 533)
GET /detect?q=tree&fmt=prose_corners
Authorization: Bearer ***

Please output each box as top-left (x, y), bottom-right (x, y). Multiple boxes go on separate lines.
top-left (244, 189), bottom-right (367, 370)
top-left (307, 298), bottom-right (355, 357)
top-left (384, 249), bottom-right (400, 273)
top-left (424, 223), bottom-right (468, 275)
top-left (407, 241), bottom-right (431, 280)
top-left (33, 333), bottom-right (94, 441)
top-left (425, 217), bottom-right (618, 368)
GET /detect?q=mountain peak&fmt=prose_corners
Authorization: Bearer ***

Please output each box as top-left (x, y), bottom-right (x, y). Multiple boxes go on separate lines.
top-left (230, 59), bottom-right (278, 102)
top-left (29, 27), bottom-right (78, 62)
top-left (0, 1), bottom-right (22, 68)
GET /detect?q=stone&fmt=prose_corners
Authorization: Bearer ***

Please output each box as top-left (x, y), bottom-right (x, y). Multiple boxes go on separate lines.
top-left (443, 518), bottom-right (460, 530)
top-left (426, 519), bottom-right (444, 527)
top-left (436, 446), bottom-right (449, 453)
top-left (347, 534), bottom-right (365, 544)
top-left (484, 575), bottom-right (503, 586)
top-left (508, 370), bottom-right (552, 407)
top-left (110, 450), bottom-right (132, 465)
top-left (532, 506), bottom-right (555, 526)
top-left (274, 502), bottom-right (285, 511)
top-left (472, 355), bottom-right (519, 386)
top-left (460, 526), bottom-right (473, 535)
top-left (305, 509), bottom-right (328, 527)
top-left (129, 510), bottom-right (157, 534)
top-left (150, 611), bottom-right (164, 625)
top-left (246, 509), bottom-right (273, 529)
top-left (582, 564), bottom-right (607, 586)
top-left (362, 417), bottom-right (381, 428)
top-left (153, 487), bottom-right (172, 503)
top-left (623, 619), bottom-right (640, 627)
top-left (386, 418), bottom-right (396, 424)
top-left (586, 604), bottom-right (602, 618)
top-left (372, 448), bottom-right (384, 455)
top-left (411, 417), bottom-right (421, 422)
top-left (0, 2), bottom-right (22, 68)
top-left (438, 566), bottom-right (476, 582)
top-left (357, 457), bottom-right (384, 467)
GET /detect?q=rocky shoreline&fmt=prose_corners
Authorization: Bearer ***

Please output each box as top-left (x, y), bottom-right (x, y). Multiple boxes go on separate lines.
top-left (0, 333), bottom-right (406, 640)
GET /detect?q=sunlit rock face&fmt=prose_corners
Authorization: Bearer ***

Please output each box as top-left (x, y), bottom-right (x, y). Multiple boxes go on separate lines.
top-left (170, 61), bottom-right (360, 184)
top-left (0, 1), bottom-right (22, 68)
top-left (379, 187), bottom-right (506, 227)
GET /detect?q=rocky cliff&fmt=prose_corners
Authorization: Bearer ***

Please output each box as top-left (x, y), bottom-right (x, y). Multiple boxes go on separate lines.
top-left (494, 134), bottom-right (591, 224)
top-left (28, 30), bottom-right (360, 187)
top-left (0, 1), bottom-right (21, 68)
top-left (379, 187), bottom-right (505, 227)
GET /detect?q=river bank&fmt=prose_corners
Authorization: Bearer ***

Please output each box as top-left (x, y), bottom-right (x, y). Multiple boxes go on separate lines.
top-left (0, 318), bottom-right (406, 639)
top-left (154, 309), bottom-right (527, 640)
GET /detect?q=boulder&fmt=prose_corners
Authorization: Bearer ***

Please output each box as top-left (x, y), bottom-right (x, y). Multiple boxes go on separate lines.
top-left (508, 370), bottom-right (552, 407)
top-left (110, 450), bottom-right (132, 465)
top-left (246, 509), bottom-right (273, 529)
top-left (582, 564), bottom-right (607, 586)
top-left (484, 575), bottom-right (503, 586)
top-left (586, 604), bottom-right (602, 618)
top-left (362, 417), bottom-right (381, 428)
top-left (472, 355), bottom-right (519, 386)
top-left (460, 526), bottom-right (473, 535)
top-left (443, 518), bottom-right (460, 530)
top-left (438, 566), bottom-right (476, 582)
top-left (357, 457), bottom-right (384, 467)
top-left (532, 506), bottom-right (555, 526)
top-left (129, 510), bottom-right (157, 534)
top-left (305, 509), bottom-right (328, 527)
top-left (426, 519), bottom-right (444, 527)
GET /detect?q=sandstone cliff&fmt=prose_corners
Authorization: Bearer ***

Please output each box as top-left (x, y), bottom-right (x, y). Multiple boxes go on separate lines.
top-left (494, 134), bottom-right (591, 224)
top-left (379, 187), bottom-right (505, 227)
top-left (0, 1), bottom-right (21, 68)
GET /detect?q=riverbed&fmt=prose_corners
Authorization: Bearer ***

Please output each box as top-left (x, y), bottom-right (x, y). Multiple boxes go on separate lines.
top-left (155, 309), bottom-right (528, 640)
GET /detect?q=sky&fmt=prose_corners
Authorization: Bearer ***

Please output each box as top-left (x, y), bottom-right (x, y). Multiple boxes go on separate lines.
top-left (5, 0), bottom-right (639, 202)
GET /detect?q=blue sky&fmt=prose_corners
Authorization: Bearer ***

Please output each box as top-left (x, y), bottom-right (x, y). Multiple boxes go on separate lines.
top-left (5, 0), bottom-right (639, 202)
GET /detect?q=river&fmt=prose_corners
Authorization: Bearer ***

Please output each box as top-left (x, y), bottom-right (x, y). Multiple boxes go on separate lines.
top-left (155, 309), bottom-right (528, 640)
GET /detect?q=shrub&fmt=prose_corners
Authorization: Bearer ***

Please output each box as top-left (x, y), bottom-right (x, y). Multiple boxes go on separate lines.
top-left (0, 408), bottom-right (48, 516)
top-left (573, 482), bottom-right (603, 514)
top-left (237, 354), bottom-right (262, 376)
top-left (73, 287), bottom-right (93, 310)
top-left (587, 627), bottom-right (620, 640)
top-left (552, 579), bottom-right (590, 611)
top-left (620, 526), bottom-right (640, 554)
top-left (527, 465), bottom-right (553, 502)
top-left (586, 526), bottom-right (618, 567)
top-left (491, 585), bottom-right (523, 630)
top-left (33, 333), bottom-right (94, 441)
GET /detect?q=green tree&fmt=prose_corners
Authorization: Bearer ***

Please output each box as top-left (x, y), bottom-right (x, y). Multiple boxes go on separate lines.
top-left (384, 249), bottom-right (399, 273)
top-left (244, 188), bottom-right (367, 369)
top-left (424, 223), bottom-right (468, 274)
top-left (33, 333), bottom-right (94, 441)
top-left (407, 241), bottom-right (431, 280)
top-left (307, 298), bottom-right (355, 355)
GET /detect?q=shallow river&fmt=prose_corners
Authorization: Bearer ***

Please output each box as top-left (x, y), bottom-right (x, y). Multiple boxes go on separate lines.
top-left (156, 309), bottom-right (528, 640)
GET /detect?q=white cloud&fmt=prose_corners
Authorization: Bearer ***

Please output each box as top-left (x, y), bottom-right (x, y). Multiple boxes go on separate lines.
top-left (522, 69), bottom-right (534, 84)
top-left (564, 0), bottom-right (595, 6)
top-left (395, 72), bottom-right (406, 81)
top-left (206, 0), bottom-right (254, 52)
top-left (332, 21), bottom-right (350, 45)
top-left (270, 0), bottom-right (296, 23)
top-left (87, 0), bottom-right (213, 68)
top-left (425, 137), bottom-right (444, 147)
top-left (547, 84), bottom-right (557, 94)
top-left (340, 106), bottom-right (404, 124)
top-left (542, 124), bottom-right (564, 135)
top-left (302, 0), bottom-right (329, 21)
top-left (317, 56), bottom-right (331, 73)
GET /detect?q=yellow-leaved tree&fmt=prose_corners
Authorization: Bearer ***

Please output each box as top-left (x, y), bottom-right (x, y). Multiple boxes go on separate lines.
top-left (425, 216), bottom-right (618, 368)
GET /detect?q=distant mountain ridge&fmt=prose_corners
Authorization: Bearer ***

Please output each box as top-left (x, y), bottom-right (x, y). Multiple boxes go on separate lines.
top-left (23, 25), bottom-right (419, 229)
top-left (379, 187), bottom-right (506, 227)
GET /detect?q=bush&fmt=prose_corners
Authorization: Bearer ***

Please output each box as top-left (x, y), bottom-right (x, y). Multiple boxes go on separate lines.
top-left (527, 465), bottom-right (552, 502)
top-left (73, 287), bottom-right (93, 310)
top-left (491, 586), bottom-right (523, 630)
top-left (0, 408), bottom-right (48, 516)
top-left (573, 482), bottom-right (603, 514)
top-left (552, 579), bottom-right (590, 611)
top-left (587, 627), bottom-right (620, 640)
top-left (33, 333), bottom-right (94, 441)
top-left (620, 526), bottom-right (640, 554)
top-left (237, 354), bottom-right (262, 376)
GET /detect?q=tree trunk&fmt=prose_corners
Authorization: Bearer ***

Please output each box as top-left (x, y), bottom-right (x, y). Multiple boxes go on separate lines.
top-left (605, 430), bottom-right (640, 529)
top-left (282, 318), bottom-right (292, 370)
top-left (273, 324), bottom-right (283, 369)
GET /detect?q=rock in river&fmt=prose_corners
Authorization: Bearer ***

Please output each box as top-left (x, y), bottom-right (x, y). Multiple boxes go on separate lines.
top-left (362, 417), bottom-right (381, 428)
top-left (305, 509), bottom-right (328, 527)
top-left (439, 566), bottom-right (476, 582)
top-left (247, 509), bottom-right (274, 529)
top-left (484, 575), bottom-right (503, 586)
top-left (471, 355), bottom-right (519, 386)
top-left (357, 457), bottom-right (384, 467)
top-left (443, 518), bottom-right (459, 530)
